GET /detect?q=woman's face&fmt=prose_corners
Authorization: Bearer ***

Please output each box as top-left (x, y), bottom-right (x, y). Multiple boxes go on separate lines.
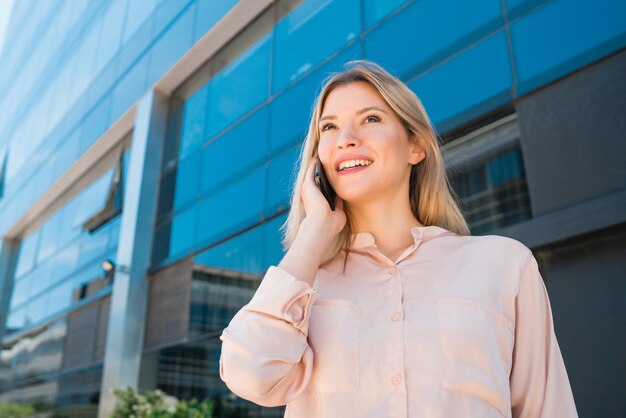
top-left (316, 81), bottom-right (424, 204)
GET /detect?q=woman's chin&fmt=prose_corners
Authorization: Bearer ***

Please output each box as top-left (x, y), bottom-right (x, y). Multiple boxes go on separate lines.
top-left (337, 190), bottom-right (379, 205)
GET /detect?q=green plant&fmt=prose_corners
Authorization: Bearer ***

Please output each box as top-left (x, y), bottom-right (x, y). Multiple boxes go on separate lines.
top-left (110, 386), bottom-right (214, 418)
top-left (0, 402), bottom-right (36, 418)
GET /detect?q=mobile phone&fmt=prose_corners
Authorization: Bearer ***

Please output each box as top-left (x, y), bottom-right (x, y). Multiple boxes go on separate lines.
top-left (315, 157), bottom-right (336, 211)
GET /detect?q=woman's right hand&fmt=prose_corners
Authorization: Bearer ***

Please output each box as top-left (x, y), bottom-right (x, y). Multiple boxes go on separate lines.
top-left (300, 155), bottom-right (347, 242)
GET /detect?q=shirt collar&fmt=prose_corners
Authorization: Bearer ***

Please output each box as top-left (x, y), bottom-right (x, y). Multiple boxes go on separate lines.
top-left (348, 225), bottom-right (454, 251)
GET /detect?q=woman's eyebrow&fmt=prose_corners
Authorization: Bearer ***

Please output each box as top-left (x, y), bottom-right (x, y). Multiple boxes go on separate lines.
top-left (319, 106), bottom-right (388, 122)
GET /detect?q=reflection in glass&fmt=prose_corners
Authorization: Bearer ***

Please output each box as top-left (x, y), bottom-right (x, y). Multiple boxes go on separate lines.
top-left (200, 106), bottom-right (269, 195)
top-left (145, 221), bottom-right (288, 417)
top-left (450, 146), bottom-right (531, 234)
top-left (272, 0), bottom-right (361, 93)
top-left (8, 149), bottom-right (129, 336)
top-left (0, 319), bottom-right (66, 395)
top-left (196, 167), bottom-right (265, 247)
top-left (205, 33), bottom-right (272, 141)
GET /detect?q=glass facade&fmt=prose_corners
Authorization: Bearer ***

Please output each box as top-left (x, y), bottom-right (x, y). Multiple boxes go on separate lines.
top-left (6, 145), bottom-right (130, 337)
top-left (0, 0), bottom-right (624, 416)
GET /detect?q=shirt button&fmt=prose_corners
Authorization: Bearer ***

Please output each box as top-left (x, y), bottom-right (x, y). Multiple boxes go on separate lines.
top-left (288, 309), bottom-right (302, 321)
top-left (391, 312), bottom-right (402, 321)
top-left (387, 267), bottom-right (397, 275)
top-left (391, 373), bottom-right (402, 386)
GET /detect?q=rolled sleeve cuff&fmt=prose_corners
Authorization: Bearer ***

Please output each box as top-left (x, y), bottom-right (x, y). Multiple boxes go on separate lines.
top-left (246, 266), bottom-right (317, 336)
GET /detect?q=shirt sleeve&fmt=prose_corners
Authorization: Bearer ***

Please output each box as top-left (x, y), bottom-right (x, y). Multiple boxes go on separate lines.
top-left (219, 265), bottom-right (317, 407)
top-left (509, 253), bottom-right (579, 418)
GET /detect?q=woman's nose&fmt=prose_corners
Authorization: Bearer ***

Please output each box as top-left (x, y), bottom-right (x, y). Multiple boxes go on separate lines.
top-left (336, 124), bottom-right (360, 149)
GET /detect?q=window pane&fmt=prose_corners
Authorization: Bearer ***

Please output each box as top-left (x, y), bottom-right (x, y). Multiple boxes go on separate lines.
top-left (74, 168), bottom-right (116, 229)
top-left (407, 31), bottom-right (512, 127)
top-left (174, 152), bottom-right (201, 210)
top-left (15, 230), bottom-right (40, 279)
top-left (263, 214), bottom-right (288, 268)
top-left (365, 0), bottom-right (502, 76)
top-left (363, 0), bottom-right (410, 29)
top-left (197, 167), bottom-right (265, 246)
top-left (170, 206), bottom-right (197, 258)
top-left (179, 83), bottom-right (209, 159)
top-left (10, 271), bottom-right (32, 310)
top-left (194, 224), bottom-right (265, 276)
top-left (201, 106), bottom-right (269, 194)
top-left (6, 307), bottom-right (26, 334)
top-left (267, 148), bottom-right (298, 213)
top-left (205, 33), bottom-right (272, 140)
top-left (511, 0), bottom-right (626, 94)
top-left (272, 0), bottom-right (361, 93)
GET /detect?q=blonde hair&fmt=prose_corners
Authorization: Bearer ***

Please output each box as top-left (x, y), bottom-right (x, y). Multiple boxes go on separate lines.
top-left (279, 59), bottom-right (469, 271)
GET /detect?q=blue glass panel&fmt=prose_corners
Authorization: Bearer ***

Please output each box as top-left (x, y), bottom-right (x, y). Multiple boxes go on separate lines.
top-left (15, 230), bottom-right (40, 279)
top-left (36, 210), bottom-right (63, 264)
top-left (53, 243), bottom-right (80, 284)
top-left (407, 31), bottom-right (512, 127)
top-left (365, 0), bottom-right (502, 77)
top-left (487, 150), bottom-right (522, 187)
top-left (58, 196), bottom-right (83, 250)
top-left (179, 83), bottom-right (209, 158)
top-left (94, 0), bottom-right (126, 75)
top-left (170, 206), bottom-right (197, 257)
top-left (80, 95), bottom-right (113, 154)
top-left (194, 0), bottom-right (238, 41)
top-left (194, 223), bottom-right (265, 275)
top-left (272, 0), bottom-right (361, 93)
top-left (74, 168), bottom-right (115, 227)
top-left (29, 259), bottom-right (54, 298)
top-left (206, 33), bottom-right (272, 140)
top-left (78, 224), bottom-right (110, 268)
top-left (267, 147), bottom-right (299, 213)
top-left (363, 0), bottom-right (410, 29)
top-left (201, 106), bottom-right (269, 194)
top-left (154, 0), bottom-right (194, 37)
top-left (511, 0), bottom-right (626, 94)
top-left (123, 0), bottom-right (159, 44)
top-left (506, 0), bottom-right (529, 8)
top-left (174, 152), bottom-right (201, 209)
top-left (263, 214), bottom-right (288, 268)
top-left (197, 167), bottom-right (265, 246)
top-left (25, 292), bottom-right (48, 326)
top-left (269, 42), bottom-right (363, 152)
top-left (52, 129), bottom-right (81, 185)
top-left (10, 272), bottom-right (32, 310)
top-left (45, 279), bottom-right (73, 318)
top-left (111, 55), bottom-right (149, 123)
top-left (147, 2), bottom-right (196, 85)
top-left (6, 307), bottom-right (25, 333)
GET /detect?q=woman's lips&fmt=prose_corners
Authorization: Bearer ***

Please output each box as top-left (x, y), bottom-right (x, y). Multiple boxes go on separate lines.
top-left (336, 163), bottom-right (372, 176)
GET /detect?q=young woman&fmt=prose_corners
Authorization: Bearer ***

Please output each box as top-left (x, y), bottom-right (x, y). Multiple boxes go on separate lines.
top-left (219, 60), bottom-right (578, 417)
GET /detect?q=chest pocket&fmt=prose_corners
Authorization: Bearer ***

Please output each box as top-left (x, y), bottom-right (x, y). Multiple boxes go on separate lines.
top-left (436, 297), bottom-right (514, 417)
top-left (304, 298), bottom-right (360, 394)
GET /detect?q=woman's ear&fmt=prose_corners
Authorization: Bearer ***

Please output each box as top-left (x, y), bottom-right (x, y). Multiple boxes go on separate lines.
top-left (408, 137), bottom-right (426, 165)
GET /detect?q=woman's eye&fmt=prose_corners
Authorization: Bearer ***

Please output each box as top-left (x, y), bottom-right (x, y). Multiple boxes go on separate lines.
top-left (321, 123), bottom-right (335, 132)
top-left (365, 114), bottom-right (381, 123)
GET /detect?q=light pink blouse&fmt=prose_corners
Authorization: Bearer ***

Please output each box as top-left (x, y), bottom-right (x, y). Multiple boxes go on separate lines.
top-left (219, 225), bottom-right (578, 417)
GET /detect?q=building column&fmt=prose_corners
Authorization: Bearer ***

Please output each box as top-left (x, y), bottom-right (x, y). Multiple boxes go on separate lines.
top-left (0, 237), bottom-right (19, 342)
top-left (97, 89), bottom-right (169, 418)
